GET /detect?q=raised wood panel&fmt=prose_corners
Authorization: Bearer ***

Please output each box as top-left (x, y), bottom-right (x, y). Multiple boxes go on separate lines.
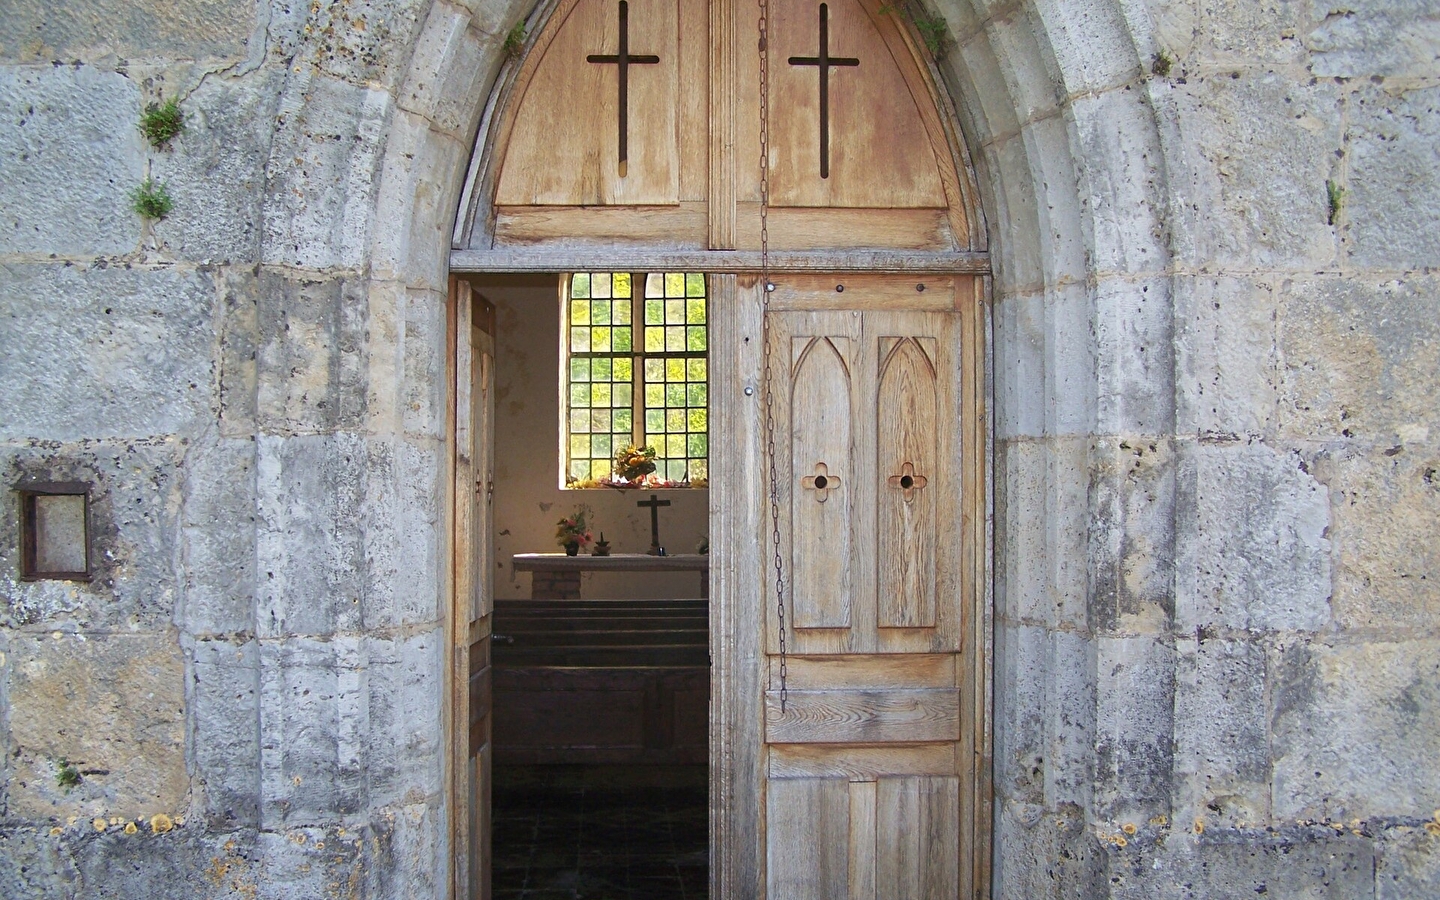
top-left (767, 778), bottom-right (850, 900)
top-left (772, 654), bottom-right (956, 690)
top-left (765, 688), bottom-right (960, 743)
top-left (769, 742), bottom-right (958, 778)
top-left (735, 204), bottom-right (954, 251)
top-left (496, 0), bottom-right (684, 206)
top-left (493, 203), bottom-right (707, 247)
top-left (877, 336), bottom-right (938, 628)
top-left (767, 0), bottom-right (946, 208)
top-left (789, 334), bottom-right (853, 629)
top-left (767, 274), bottom-right (959, 310)
top-left (849, 781), bottom-right (877, 900)
top-left (876, 776), bottom-right (960, 900)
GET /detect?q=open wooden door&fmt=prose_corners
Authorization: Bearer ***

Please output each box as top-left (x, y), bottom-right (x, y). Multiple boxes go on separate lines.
top-left (761, 274), bottom-right (986, 900)
top-left (454, 277), bottom-right (496, 900)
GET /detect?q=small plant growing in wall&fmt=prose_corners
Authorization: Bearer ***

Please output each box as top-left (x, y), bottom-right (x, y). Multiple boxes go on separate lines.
top-left (1151, 50), bottom-right (1174, 78)
top-left (139, 98), bottom-right (185, 150)
top-left (130, 177), bottom-right (173, 220)
top-left (878, 3), bottom-right (949, 58)
top-left (1326, 179), bottom-right (1345, 225)
top-left (503, 21), bottom-right (527, 59)
top-left (56, 759), bottom-right (81, 792)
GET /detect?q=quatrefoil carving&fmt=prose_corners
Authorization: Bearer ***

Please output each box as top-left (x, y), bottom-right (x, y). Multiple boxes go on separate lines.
top-left (800, 462), bottom-right (842, 503)
top-left (886, 461), bottom-right (928, 502)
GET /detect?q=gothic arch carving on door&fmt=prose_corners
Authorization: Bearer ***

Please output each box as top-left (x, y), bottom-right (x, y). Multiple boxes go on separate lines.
top-left (448, 0), bottom-right (992, 897)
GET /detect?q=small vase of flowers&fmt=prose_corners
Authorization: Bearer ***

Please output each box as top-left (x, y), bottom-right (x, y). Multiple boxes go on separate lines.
top-left (555, 508), bottom-right (593, 555)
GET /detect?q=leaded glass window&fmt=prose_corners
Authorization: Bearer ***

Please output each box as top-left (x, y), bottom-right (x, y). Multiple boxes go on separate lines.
top-left (564, 272), bottom-right (707, 488)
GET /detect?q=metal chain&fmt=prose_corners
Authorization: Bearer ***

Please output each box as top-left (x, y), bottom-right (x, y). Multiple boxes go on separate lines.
top-left (757, 0), bottom-right (787, 711)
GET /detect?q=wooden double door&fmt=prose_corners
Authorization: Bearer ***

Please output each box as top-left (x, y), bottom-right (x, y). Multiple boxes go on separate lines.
top-left (757, 275), bottom-right (985, 900)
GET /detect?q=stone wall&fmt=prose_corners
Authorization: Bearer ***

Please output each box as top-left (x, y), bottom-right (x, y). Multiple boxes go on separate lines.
top-left (0, 0), bottom-right (1435, 897)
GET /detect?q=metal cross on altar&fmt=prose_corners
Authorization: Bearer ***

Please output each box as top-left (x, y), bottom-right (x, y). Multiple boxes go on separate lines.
top-left (788, 3), bottom-right (859, 179)
top-left (637, 493), bottom-right (671, 555)
top-left (586, 0), bottom-right (660, 178)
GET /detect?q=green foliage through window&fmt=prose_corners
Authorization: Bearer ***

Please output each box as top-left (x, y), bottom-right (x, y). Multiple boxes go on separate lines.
top-left (564, 272), bottom-right (708, 487)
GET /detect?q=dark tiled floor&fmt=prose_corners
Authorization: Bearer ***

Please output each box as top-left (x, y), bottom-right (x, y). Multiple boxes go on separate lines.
top-left (491, 764), bottom-right (708, 900)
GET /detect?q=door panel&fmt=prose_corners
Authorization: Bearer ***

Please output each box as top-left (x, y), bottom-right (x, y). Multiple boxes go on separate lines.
top-left (762, 276), bottom-right (975, 899)
top-left (456, 280), bottom-right (496, 900)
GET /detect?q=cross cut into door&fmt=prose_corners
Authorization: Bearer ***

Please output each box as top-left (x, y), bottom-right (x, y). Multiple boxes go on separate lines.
top-left (800, 461), bottom-right (841, 502)
top-left (886, 461), bottom-right (927, 502)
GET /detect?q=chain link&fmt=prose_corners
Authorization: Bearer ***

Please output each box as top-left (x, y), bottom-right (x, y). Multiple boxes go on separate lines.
top-left (757, 0), bottom-right (787, 712)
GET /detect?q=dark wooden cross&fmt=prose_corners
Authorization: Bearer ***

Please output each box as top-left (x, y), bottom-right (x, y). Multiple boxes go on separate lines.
top-left (637, 493), bottom-right (671, 555)
top-left (586, 0), bottom-right (660, 178)
top-left (788, 3), bottom-right (859, 179)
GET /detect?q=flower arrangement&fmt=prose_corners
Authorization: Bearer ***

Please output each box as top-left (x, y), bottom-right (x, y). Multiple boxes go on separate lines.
top-left (555, 507), bottom-right (593, 552)
top-left (612, 444), bottom-right (658, 484)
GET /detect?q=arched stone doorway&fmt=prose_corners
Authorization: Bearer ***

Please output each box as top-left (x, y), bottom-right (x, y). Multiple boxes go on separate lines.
top-left (445, 0), bottom-right (991, 896)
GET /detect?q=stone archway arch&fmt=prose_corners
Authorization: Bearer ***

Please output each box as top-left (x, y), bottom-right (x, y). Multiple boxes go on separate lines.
top-left (253, 0), bottom-right (1184, 895)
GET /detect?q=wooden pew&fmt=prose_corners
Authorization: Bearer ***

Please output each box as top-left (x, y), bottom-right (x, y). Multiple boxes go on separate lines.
top-left (491, 597), bottom-right (708, 764)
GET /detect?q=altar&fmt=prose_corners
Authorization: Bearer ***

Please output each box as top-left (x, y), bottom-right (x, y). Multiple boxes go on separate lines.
top-left (511, 552), bottom-right (710, 599)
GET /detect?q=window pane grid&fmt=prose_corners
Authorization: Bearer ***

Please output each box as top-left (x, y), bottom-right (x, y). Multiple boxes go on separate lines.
top-left (565, 272), bottom-right (707, 487)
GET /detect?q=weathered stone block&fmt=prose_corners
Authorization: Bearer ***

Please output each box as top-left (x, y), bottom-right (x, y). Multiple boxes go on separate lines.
top-left (292, 0), bottom-right (428, 91)
top-left (262, 74), bottom-right (391, 271)
top-left (1184, 441), bottom-right (1331, 633)
top-left (399, 3), bottom-right (493, 140)
top-left (1308, 0), bottom-right (1440, 77)
top-left (1376, 825), bottom-right (1440, 900)
top-left (1030, 0), bottom-right (1141, 93)
top-left (1344, 86), bottom-right (1440, 270)
top-left (1175, 276), bottom-right (1279, 438)
top-left (0, 263), bottom-right (217, 442)
top-left (995, 437), bottom-right (1091, 628)
top-left (1071, 89), bottom-right (1168, 276)
top-left (363, 631), bottom-right (444, 809)
top-left (1272, 638), bottom-right (1440, 821)
top-left (1278, 275), bottom-right (1440, 442)
top-left (994, 624), bottom-right (1049, 806)
top-left (250, 268), bottom-right (370, 435)
top-left (1, 440), bottom-right (183, 631)
top-left (0, 0), bottom-right (258, 62)
top-left (0, 66), bottom-right (142, 257)
top-left (1177, 71), bottom-right (1341, 269)
top-left (1195, 0), bottom-right (1309, 66)
top-left (1095, 276), bottom-right (1175, 436)
top-left (993, 291), bottom-right (1047, 440)
top-left (254, 433), bottom-right (441, 637)
top-left (149, 71), bottom-right (280, 265)
top-left (1094, 634), bottom-right (1175, 821)
top-left (5, 630), bottom-right (187, 820)
top-left (1311, 445), bottom-right (1440, 631)
top-left (1018, 115), bottom-right (1087, 286)
top-left (1111, 829), bottom-right (1377, 899)
top-left (993, 802), bottom-right (1107, 900)
top-left (1089, 437), bottom-right (1176, 632)
top-left (951, 30), bottom-right (1021, 148)
top-left (1174, 637), bottom-right (1270, 828)
top-left (985, 132), bottom-right (1045, 290)
top-left (372, 110), bottom-right (469, 292)
top-left (180, 438), bottom-right (257, 636)
top-left (188, 636), bottom-right (259, 829)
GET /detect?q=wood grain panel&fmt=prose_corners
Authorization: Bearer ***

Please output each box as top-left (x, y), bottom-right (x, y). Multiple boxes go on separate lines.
top-left (767, 777), bottom-right (850, 900)
top-left (771, 654), bottom-right (956, 690)
top-left (767, 274), bottom-right (958, 310)
top-left (767, 0), bottom-right (945, 208)
top-left (496, 0), bottom-right (680, 205)
top-left (789, 334), bottom-right (853, 629)
top-left (769, 742), bottom-right (958, 779)
top-left (765, 688), bottom-right (959, 743)
top-left (736, 205), bottom-right (954, 250)
top-left (876, 776), bottom-right (960, 900)
top-left (877, 336), bottom-right (938, 628)
top-left (849, 781), bottom-right (877, 900)
top-left (493, 203), bottom-right (707, 246)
